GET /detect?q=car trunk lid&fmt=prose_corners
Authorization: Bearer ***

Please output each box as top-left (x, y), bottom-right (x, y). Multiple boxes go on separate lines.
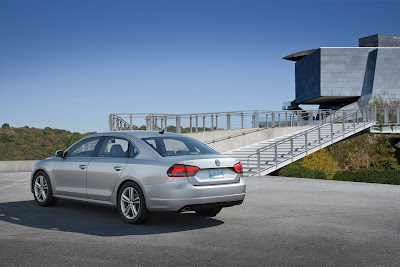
top-left (181, 157), bottom-right (241, 186)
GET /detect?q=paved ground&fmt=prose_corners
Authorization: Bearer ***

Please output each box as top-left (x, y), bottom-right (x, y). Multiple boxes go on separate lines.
top-left (1, 173), bottom-right (400, 267)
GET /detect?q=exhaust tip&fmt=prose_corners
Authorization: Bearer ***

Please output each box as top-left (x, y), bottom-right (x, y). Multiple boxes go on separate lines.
top-left (181, 206), bottom-right (191, 212)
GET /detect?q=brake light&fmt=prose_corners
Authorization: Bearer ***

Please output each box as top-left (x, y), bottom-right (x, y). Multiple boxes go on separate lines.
top-left (233, 162), bottom-right (243, 173)
top-left (167, 164), bottom-right (200, 177)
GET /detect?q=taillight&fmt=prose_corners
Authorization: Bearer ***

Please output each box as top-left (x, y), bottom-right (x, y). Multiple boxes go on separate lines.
top-left (233, 162), bottom-right (243, 173)
top-left (167, 164), bottom-right (200, 177)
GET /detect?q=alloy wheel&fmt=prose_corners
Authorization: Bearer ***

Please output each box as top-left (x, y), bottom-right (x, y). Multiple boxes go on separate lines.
top-left (34, 175), bottom-right (48, 202)
top-left (120, 187), bottom-right (141, 219)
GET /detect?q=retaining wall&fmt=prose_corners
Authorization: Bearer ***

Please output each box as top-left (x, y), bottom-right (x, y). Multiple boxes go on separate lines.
top-left (0, 160), bottom-right (38, 173)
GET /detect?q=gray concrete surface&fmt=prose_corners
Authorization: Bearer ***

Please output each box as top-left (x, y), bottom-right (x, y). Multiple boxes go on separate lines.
top-left (1, 173), bottom-right (400, 266)
top-left (184, 126), bottom-right (313, 153)
top-left (0, 160), bottom-right (38, 173)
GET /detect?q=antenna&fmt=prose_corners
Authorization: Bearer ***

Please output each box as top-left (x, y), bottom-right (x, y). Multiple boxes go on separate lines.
top-left (159, 129), bottom-right (165, 134)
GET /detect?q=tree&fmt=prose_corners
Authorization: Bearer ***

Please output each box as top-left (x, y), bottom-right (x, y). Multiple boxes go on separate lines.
top-left (2, 123), bottom-right (10, 129)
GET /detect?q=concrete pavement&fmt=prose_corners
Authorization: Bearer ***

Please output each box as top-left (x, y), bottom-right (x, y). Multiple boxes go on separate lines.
top-left (1, 173), bottom-right (400, 266)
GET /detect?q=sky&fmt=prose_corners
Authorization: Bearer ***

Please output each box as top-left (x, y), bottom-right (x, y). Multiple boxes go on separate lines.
top-left (1, 0), bottom-right (399, 133)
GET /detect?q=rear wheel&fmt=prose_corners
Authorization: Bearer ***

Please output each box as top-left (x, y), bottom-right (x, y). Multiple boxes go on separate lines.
top-left (195, 207), bottom-right (222, 217)
top-left (33, 171), bottom-right (58, 207)
top-left (117, 181), bottom-right (151, 224)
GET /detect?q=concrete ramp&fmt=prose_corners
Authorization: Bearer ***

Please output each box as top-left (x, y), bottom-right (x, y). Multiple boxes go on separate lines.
top-left (223, 110), bottom-right (374, 176)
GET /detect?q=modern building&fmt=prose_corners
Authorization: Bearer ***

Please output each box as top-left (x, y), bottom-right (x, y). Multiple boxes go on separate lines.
top-left (283, 34), bottom-right (400, 110)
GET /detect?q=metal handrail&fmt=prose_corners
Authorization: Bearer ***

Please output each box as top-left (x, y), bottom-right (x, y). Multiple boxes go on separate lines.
top-left (109, 109), bottom-right (333, 133)
top-left (246, 109), bottom-right (373, 176)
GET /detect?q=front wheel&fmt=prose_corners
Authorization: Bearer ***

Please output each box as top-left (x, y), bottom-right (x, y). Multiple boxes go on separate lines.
top-left (195, 207), bottom-right (222, 217)
top-left (33, 171), bottom-right (58, 207)
top-left (117, 182), bottom-right (151, 224)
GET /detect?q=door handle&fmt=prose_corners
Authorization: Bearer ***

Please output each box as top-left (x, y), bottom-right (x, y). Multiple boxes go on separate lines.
top-left (114, 166), bottom-right (123, 171)
top-left (79, 165), bottom-right (87, 170)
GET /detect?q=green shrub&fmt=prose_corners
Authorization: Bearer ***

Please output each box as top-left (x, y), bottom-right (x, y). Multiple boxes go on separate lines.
top-left (333, 169), bottom-right (400, 185)
top-left (279, 166), bottom-right (326, 179)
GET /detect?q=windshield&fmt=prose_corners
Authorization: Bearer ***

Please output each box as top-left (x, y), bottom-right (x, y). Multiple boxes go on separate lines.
top-left (141, 136), bottom-right (219, 157)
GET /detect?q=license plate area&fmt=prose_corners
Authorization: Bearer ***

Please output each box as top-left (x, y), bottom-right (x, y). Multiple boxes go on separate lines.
top-left (209, 168), bottom-right (224, 178)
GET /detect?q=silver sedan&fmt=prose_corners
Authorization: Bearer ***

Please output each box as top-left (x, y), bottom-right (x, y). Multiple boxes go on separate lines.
top-left (31, 131), bottom-right (246, 224)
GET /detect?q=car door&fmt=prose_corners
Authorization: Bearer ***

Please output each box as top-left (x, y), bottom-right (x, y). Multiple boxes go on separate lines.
top-left (86, 137), bottom-right (137, 201)
top-left (53, 137), bottom-right (102, 198)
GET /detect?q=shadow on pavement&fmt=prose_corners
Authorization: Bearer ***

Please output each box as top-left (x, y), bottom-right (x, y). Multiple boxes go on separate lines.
top-left (0, 200), bottom-right (224, 236)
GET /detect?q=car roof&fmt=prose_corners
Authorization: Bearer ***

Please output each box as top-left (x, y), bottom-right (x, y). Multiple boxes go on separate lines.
top-left (87, 130), bottom-right (183, 139)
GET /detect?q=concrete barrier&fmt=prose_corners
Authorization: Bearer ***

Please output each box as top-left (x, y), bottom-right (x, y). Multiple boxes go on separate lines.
top-left (0, 160), bottom-right (39, 173)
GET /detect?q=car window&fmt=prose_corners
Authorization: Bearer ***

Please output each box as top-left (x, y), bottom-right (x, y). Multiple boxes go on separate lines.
top-left (141, 136), bottom-right (218, 157)
top-left (66, 138), bottom-right (101, 157)
top-left (98, 137), bottom-right (129, 158)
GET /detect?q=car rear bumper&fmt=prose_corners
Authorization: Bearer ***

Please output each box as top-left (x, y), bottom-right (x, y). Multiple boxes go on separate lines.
top-left (144, 178), bottom-right (246, 211)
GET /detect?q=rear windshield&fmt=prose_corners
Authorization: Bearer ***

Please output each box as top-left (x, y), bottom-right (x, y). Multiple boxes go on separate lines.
top-left (141, 136), bottom-right (219, 157)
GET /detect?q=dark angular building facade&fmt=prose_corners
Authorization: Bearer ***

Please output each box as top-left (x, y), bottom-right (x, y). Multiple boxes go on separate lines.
top-left (284, 34), bottom-right (400, 110)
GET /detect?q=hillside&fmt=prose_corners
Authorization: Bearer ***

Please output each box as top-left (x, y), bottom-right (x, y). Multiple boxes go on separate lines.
top-left (279, 133), bottom-right (400, 180)
top-left (0, 124), bottom-right (94, 161)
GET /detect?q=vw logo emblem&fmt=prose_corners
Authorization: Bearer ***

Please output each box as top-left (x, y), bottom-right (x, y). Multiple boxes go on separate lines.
top-left (215, 160), bottom-right (220, 166)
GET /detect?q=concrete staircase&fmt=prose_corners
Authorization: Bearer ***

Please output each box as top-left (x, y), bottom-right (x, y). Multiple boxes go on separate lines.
top-left (222, 116), bottom-right (374, 176)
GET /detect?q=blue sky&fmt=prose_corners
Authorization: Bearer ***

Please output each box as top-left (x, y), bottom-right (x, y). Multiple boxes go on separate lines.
top-left (1, 0), bottom-right (399, 133)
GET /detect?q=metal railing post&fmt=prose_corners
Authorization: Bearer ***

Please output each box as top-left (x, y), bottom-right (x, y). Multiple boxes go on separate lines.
top-left (291, 113), bottom-right (294, 126)
top-left (274, 143), bottom-right (278, 170)
top-left (211, 114), bottom-right (214, 132)
top-left (195, 115), bottom-right (198, 133)
top-left (241, 112), bottom-right (244, 129)
top-left (384, 107), bottom-right (389, 124)
top-left (305, 132), bottom-right (308, 155)
top-left (257, 150), bottom-right (261, 173)
top-left (353, 113), bottom-right (356, 133)
top-left (278, 112), bottom-right (281, 127)
top-left (397, 107), bottom-right (400, 124)
top-left (227, 113), bottom-right (231, 130)
top-left (203, 115), bottom-right (205, 132)
top-left (165, 116), bottom-right (168, 132)
top-left (271, 112), bottom-right (275, 128)
top-left (190, 116), bottom-right (192, 133)
top-left (176, 116), bottom-right (181, 134)
top-left (342, 111), bottom-right (346, 138)
top-left (318, 127), bottom-right (321, 149)
top-left (285, 112), bottom-right (288, 127)
top-left (373, 106), bottom-right (377, 122)
top-left (266, 114), bottom-right (269, 128)
top-left (254, 111), bottom-right (259, 128)
top-left (216, 114), bottom-right (218, 130)
top-left (109, 114), bottom-right (113, 131)
top-left (291, 137), bottom-right (294, 163)
top-left (330, 115), bottom-right (334, 144)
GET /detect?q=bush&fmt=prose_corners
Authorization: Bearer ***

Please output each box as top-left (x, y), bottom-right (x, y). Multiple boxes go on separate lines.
top-left (279, 166), bottom-right (327, 179)
top-left (333, 169), bottom-right (400, 185)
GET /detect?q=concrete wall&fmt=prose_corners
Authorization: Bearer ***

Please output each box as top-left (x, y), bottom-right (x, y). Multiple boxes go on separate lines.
top-left (320, 48), bottom-right (375, 98)
top-left (183, 126), bottom-right (313, 153)
top-left (295, 49), bottom-right (321, 104)
top-left (295, 47), bottom-right (400, 105)
top-left (0, 160), bottom-right (38, 173)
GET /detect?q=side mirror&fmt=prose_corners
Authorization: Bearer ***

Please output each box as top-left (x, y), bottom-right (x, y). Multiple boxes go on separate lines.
top-left (56, 150), bottom-right (65, 158)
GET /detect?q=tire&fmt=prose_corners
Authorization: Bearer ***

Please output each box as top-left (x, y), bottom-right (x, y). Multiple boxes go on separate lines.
top-left (117, 181), bottom-right (152, 224)
top-left (195, 207), bottom-right (222, 217)
top-left (33, 171), bottom-right (58, 207)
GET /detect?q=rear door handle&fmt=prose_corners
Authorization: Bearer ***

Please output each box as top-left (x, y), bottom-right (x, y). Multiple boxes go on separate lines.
top-left (79, 165), bottom-right (87, 170)
top-left (114, 166), bottom-right (123, 171)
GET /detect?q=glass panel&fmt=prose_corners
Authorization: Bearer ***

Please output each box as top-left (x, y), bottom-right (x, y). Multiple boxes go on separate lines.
top-left (98, 137), bottom-right (129, 158)
top-left (142, 136), bottom-right (218, 157)
top-left (67, 138), bottom-right (100, 157)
